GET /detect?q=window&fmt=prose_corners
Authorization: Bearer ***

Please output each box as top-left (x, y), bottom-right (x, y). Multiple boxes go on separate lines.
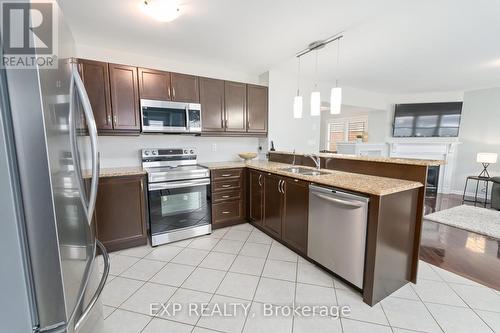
top-left (326, 116), bottom-right (368, 151)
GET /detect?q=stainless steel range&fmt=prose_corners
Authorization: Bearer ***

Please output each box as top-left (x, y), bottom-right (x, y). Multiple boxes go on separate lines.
top-left (142, 148), bottom-right (211, 246)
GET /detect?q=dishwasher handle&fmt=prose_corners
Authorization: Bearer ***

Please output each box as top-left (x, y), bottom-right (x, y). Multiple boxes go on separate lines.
top-left (312, 192), bottom-right (366, 209)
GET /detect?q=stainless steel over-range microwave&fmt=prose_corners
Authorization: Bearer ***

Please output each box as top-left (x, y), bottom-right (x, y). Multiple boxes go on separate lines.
top-left (140, 99), bottom-right (202, 134)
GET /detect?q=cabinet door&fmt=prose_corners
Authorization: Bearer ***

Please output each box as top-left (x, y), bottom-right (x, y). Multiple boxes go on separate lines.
top-left (224, 81), bottom-right (247, 132)
top-left (171, 72), bottom-right (199, 103)
top-left (247, 85), bottom-right (268, 133)
top-left (109, 64), bottom-right (141, 132)
top-left (282, 178), bottom-right (309, 254)
top-left (249, 170), bottom-right (264, 226)
top-left (78, 59), bottom-right (112, 130)
top-left (263, 174), bottom-right (283, 238)
top-left (95, 176), bottom-right (147, 251)
top-left (138, 67), bottom-right (171, 100)
top-left (199, 77), bottom-right (225, 132)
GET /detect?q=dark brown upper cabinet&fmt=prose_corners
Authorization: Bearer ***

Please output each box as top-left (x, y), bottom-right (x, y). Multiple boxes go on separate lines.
top-left (224, 81), bottom-right (247, 132)
top-left (138, 68), bottom-right (199, 103)
top-left (138, 67), bottom-right (171, 100)
top-left (171, 73), bottom-right (199, 103)
top-left (199, 77), bottom-right (225, 132)
top-left (78, 59), bottom-right (112, 131)
top-left (108, 64), bottom-right (141, 132)
top-left (246, 84), bottom-right (268, 133)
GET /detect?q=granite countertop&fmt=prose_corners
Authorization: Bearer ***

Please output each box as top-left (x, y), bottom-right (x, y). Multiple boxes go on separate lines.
top-left (199, 161), bottom-right (247, 170)
top-left (201, 160), bottom-right (423, 196)
top-left (270, 151), bottom-right (445, 166)
top-left (83, 166), bottom-right (146, 178)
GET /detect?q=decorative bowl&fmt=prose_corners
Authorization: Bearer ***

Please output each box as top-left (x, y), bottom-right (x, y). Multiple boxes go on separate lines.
top-left (238, 152), bottom-right (257, 160)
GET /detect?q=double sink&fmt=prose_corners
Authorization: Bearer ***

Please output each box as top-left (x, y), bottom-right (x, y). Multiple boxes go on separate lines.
top-left (279, 166), bottom-right (329, 176)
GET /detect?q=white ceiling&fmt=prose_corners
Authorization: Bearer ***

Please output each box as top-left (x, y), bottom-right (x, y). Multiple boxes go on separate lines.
top-left (59, 0), bottom-right (500, 94)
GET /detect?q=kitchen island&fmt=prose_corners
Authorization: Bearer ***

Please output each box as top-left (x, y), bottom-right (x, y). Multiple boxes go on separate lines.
top-left (201, 157), bottom-right (430, 306)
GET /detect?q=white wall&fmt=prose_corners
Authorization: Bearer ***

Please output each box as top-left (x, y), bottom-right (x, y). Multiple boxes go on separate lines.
top-left (452, 87), bottom-right (500, 193)
top-left (76, 44), bottom-right (263, 167)
top-left (267, 69), bottom-right (340, 154)
top-left (76, 44), bottom-right (261, 84)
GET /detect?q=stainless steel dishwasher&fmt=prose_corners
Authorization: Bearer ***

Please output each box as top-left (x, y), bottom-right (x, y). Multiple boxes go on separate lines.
top-left (308, 185), bottom-right (369, 289)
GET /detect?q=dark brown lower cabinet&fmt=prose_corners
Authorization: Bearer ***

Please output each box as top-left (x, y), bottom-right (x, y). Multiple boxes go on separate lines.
top-left (94, 175), bottom-right (147, 252)
top-left (263, 174), bottom-right (283, 238)
top-left (211, 168), bottom-right (246, 228)
top-left (249, 170), bottom-right (264, 226)
top-left (281, 178), bottom-right (309, 254)
top-left (259, 173), bottom-right (309, 254)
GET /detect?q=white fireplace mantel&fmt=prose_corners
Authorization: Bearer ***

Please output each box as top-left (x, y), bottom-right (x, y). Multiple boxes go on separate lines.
top-left (388, 139), bottom-right (461, 194)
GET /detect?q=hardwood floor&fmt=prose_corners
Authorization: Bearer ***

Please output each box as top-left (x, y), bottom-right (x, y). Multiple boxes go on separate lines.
top-left (421, 193), bottom-right (500, 291)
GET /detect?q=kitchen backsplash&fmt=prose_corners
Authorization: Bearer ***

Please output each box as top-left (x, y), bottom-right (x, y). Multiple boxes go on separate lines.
top-left (96, 135), bottom-right (263, 168)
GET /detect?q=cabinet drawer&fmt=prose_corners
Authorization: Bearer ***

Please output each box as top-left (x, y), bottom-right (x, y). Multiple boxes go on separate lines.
top-left (213, 179), bottom-right (241, 192)
top-left (213, 190), bottom-right (241, 203)
top-left (212, 168), bottom-right (243, 180)
top-left (213, 200), bottom-right (242, 223)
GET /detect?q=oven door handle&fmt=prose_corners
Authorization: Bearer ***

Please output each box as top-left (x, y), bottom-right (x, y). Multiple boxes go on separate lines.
top-left (149, 178), bottom-right (211, 191)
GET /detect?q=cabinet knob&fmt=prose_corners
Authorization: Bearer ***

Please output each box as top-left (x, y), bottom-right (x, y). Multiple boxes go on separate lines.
top-left (221, 211), bottom-right (231, 214)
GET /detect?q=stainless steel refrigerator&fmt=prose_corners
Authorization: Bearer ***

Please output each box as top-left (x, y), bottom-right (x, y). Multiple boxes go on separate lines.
top-left (0, 2), bottom-right (109, 332)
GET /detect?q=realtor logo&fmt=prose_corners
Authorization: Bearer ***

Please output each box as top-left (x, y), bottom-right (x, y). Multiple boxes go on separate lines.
top-left (1, 1), bottom-right (58, 68)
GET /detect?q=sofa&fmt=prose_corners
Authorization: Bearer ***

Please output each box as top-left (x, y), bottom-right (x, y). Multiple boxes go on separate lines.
top-left (492, 177), bottom-right (500, 210)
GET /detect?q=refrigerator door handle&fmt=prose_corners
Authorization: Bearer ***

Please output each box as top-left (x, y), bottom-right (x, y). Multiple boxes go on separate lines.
top-left (71, 63), bottom-right (100, 224)
top-left (74, 240), bottom-right (110, 332)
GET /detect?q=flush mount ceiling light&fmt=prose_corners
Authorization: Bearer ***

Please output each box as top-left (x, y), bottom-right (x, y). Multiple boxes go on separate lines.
top-left (141, 0), bottom-right (181, 22)
top-left (294, 32), bottom-right (344, 117)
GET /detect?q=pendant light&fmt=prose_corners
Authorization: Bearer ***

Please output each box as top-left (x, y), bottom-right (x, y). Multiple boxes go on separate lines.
top-left (293, 57), bottom-right (303, 119)
top-left (330, 38), bottom-right (342, 114)
top-left (310, 50), bottom-right (321, 116)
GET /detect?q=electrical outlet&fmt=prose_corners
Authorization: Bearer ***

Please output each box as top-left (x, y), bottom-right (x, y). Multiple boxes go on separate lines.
top-left (212, 143), bottom-right (217, 152)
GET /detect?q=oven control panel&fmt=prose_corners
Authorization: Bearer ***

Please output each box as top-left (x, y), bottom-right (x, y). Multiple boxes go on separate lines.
top-left (141, 148), bottom-right (197, 165)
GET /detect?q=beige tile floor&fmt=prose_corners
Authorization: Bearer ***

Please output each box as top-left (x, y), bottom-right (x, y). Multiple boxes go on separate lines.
top-left (98, 223), bottom-right (500, 333)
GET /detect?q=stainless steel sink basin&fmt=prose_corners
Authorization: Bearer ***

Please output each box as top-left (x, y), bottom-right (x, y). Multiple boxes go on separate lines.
top-left (279, 167), bottom-right (328, 176)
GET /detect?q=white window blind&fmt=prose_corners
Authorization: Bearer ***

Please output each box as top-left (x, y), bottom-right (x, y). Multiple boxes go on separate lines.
top-left (348, 119), bottom-right (367, 142)
top-left (326, 116), bottom-right (368, 151)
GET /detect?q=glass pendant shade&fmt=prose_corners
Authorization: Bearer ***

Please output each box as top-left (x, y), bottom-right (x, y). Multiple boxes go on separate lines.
top-left (293, 95), bottom-right (303, 119)
top-left (330, 87), bottom-right (342, 114)
top-left (310, 91), bottom-right (321, 116)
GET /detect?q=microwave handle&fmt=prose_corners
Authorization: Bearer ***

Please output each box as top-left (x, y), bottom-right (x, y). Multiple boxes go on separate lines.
top-left (186, 106), bottom-right (190, 131)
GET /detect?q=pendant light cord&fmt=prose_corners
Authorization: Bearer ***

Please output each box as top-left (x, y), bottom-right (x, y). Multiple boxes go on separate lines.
top-left (314, 50), bottom-right (319, 89)
top-left (296, 57), bottom-right (301, 96)
top-left (336, 38), bottom-right (341, 88)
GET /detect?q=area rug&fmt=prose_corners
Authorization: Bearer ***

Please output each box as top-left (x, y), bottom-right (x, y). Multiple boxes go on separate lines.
top-left (424, 205), bottom-right (500, 239)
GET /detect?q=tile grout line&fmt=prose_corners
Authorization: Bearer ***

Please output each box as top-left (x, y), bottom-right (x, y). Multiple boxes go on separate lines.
top-left (238, 225), bottom-right (274, 333)
top-left (192, 225), bottom-right (254, 332)
top-left (137, 229), bottom-right (232, 332)
top-left (426, 260), bottom-right (500, 331)
top-left (116, 241), bottom-right (197, 333)
top-left (291, 250), bottom-right (299, 333)
top-left (124, 229), bottom-right (227, 332)
top-left (405, 282), bottom-right (446, 333)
